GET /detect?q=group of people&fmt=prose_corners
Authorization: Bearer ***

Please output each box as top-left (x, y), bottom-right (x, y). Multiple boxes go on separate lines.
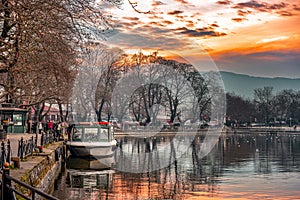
top-left (32, 120), bottom-right (69, 139)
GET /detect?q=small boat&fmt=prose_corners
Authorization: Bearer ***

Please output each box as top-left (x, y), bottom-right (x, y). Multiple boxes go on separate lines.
top-left (66, 156), bottom-right (115, 170)
top-left (66, 122), bottom-right (117, 158)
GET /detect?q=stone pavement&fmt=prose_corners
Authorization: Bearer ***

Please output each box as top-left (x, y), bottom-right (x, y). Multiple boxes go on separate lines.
top-left (6, 133), bottom-right (42, 157)
top-left (3, 133), bottom-right (64, 181)
top-left (9, 141), bottom-right (64, 180)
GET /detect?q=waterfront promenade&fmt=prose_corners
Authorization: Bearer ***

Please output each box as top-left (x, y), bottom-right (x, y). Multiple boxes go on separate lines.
top-left (4, 133), bottom-right (63, 180)
top-left (7, 133), bottom-right (38, 157)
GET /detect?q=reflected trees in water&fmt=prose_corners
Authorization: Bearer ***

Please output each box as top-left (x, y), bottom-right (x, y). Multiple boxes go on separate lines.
top-left (55, 134), bottom-right (300, 199)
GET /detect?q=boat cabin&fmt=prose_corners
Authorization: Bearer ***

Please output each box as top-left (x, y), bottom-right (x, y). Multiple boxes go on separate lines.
top-left (71, 124), bottom-right (114, 142)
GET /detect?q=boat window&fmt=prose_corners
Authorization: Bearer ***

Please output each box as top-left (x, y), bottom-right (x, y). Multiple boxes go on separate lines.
top-left (100, 128), bottom-right (109, 141)
top-left (84, 128), bottom-right (99, 142)
top-left (72, 128), bottom-right (82, 141)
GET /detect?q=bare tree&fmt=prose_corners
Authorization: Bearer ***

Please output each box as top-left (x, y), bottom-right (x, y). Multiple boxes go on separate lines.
top-left (254, 86), bottom-right (274, 124)
top-left (157, 59), bottom-right (211, 124)
top-left (273, 89), bottom-right (294, 122)
top-left (94, 47), bottom-right (123, 121)
top-left (113, 53), bottom-right (212, 125)
top-left (1, 0), bottom-right (120, 104)
top-left (71, 44), bottom-right (123, 122)
top-left (226, 93), bottom-right (255, 124)
top-left (273, 89), bottom-right (300, 124)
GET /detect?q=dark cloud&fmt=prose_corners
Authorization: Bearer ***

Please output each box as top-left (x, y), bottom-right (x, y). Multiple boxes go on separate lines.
top-left (293, 5), bottom-right (300, 11)
top-left (234, 1), bottom-right (287, 11)
top-left (216, 0), bottom-right (232, 5)
top-left (186, 20), bottom-right (195, 28)
top-left (107, 31), bottom-right (191, 50)
top-left (174, 0), bottom-right (189, 4)
top-left (268, 2), bottom-right (288, 10)
top-left (276, 10), bottom-right (293, 16)
top-left (233, 1), bottom-right (294, 17)
top-left (210, 23), bottom-right (219, 28)
top-left (175, 27), bottom-right (227, 38)
top-left (149, 21), bottom-right (164, 26)
top-left (186, 20), bottom-right (194, 24)
top-left (151, 1), bottom-right (165, 6)
top-left (237, 9), bottom-right (252, 16)
top-left (122, 17), bottom-right (140, 21)
top-left (232, 18), bottom-right (247, 22)
top-left (118, 21), bottom-right (139, 28)
top-left (134, 26), bottom-right (170, 34)
top-left (118, 17), bottom-right (141, 29)
top-left (162, 20), bottom-right (173, 25)
top-left (234, 1), bottom-right (268, 10)
top-left (167, 10), bottom-right (184, 15)
top-left (191, 12), bottom-right (202, 18)
top-left (175, 15), bottom-right (185, 19)
top-left (148, 15), bottom-right (164, 20)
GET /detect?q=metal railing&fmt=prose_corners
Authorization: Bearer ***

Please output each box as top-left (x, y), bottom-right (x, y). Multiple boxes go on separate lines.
top-left (0, 131), bottom-right (63, 200)
top-left (0, 140), bottom-right (10, 170)
top-left (18, 131), bottom-right (60, 159)
top-left (1, 165), bottom-right (59, 200)
top-left (18, 136), bottom-right (37, 160)
top-left (41, 131), bottom-right (57, 146)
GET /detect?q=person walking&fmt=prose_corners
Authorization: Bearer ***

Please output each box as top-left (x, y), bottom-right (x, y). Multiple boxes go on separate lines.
top-left (57, 122), bottom-right (62, 138)
top-left (48, 120), bottom-right (54, 131)
top-left (38, 122), bottom-right (43, 134)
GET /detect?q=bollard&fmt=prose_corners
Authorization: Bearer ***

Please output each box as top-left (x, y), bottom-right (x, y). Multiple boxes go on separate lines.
top-left (35, 132), bottom-right (38, 147)
top-left (31, 136), bottom-right (34, 156)
top-left (1, 162), bottom-right (11, 200)
top-left (7, 139), bottom-right (11, 163)
top-left (20, 137), bottom-right (24, 160)
top-left (62, 145), bottom-right (66, 161)
top-left (1, 140), bottom-right (5, 169)
top-left (41, 132), bottom-right (44, 146)
top-left (11, 157), bottom-right (20, 168)
top-left (17, 140), bottom-right (20, 158)
top-left (53, 131), bottom-right (56, 142)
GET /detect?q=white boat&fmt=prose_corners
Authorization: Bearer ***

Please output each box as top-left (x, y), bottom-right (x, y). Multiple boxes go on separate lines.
top-left (66, 156), bottom-right (115, 170)
top-left (66, 123), bottom-right (117, 157)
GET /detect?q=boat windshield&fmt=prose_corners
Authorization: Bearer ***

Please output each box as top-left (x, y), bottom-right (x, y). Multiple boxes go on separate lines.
top-left (71, 125), bottom-right (114, 142)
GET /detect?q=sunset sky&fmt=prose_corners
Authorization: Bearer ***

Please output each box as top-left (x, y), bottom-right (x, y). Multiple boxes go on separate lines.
top-left (104, 0), bottom-right (300, 78)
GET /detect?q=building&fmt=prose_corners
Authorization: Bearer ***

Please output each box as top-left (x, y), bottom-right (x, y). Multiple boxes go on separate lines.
top-left (0, 104), bottom-right (28, 133)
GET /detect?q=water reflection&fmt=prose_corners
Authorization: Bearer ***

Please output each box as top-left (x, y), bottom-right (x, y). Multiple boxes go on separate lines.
top-left (53, 133), bottom-right (300, 199)
top-left (66, 156), bottom-right (115, 170)
top-left (53, 156), bottom-right (115, 199)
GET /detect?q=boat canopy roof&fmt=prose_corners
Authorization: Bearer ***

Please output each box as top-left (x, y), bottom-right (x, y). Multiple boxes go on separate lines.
top-left (73, 121), bottom-right (110, 126)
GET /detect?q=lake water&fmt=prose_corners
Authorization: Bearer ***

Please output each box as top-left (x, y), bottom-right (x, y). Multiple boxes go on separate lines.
top-left (52, 133), bottom-right (300, 199)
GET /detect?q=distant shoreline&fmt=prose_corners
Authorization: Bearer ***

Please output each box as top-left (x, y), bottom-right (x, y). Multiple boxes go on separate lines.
top-left (224, 127), bottom-right (300, 134)
top-left (114, 126), bottom-right (300, 137)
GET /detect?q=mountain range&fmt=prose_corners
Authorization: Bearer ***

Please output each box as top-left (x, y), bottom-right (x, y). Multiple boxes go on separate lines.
top-left (219, 71), bottom-right (300, 99)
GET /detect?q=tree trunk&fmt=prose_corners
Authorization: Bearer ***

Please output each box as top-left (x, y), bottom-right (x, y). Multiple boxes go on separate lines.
top-left (97, 99), bottom-right (105, 122)
top-left (58, 101), bottom-right (64, 122)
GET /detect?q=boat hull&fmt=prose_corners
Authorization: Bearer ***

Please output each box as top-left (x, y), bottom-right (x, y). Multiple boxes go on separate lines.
top-left (66, 140), bottom-right (117, 157)
top-left (67, 156), bottom-right (115, 170)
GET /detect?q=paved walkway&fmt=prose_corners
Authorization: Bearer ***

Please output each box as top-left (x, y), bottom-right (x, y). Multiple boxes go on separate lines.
top-left (6, 133), bottom-right (41, 157)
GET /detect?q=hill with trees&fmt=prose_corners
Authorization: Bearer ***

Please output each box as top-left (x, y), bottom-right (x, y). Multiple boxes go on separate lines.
top-left (220, 71), bottom-right (300, 99)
